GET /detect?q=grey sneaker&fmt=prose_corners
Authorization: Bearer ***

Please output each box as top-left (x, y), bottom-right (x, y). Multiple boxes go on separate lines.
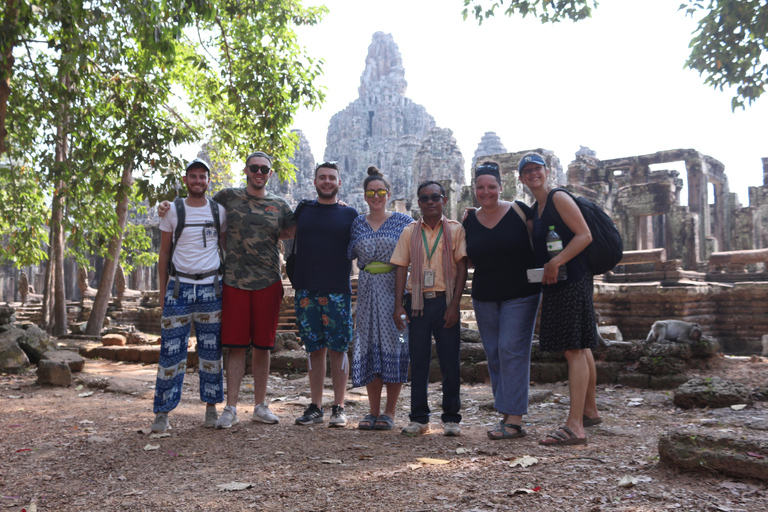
top-left (252, 402), bottom-right (279, 424)
top-left (204, 405), bottom-right (218, 428)
top-left (443, 422), bottom-right (461, 437)
top-left (151, 412), bottom-right (170, 433)
top-left (401, 421), bottom-right (429, 436)
top-left (215, 405), bottom-right (239, 429)
top-left (328, 404), bottom-right (347, 428)
top-left (295, 403), bottom-right (324, 425)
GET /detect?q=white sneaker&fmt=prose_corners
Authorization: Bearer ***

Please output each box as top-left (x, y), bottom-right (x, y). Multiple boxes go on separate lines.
top-left (443, 422), bottom-right (461, 436)
top-left (204, 405), bottom-right (218, 428)
top-left (252, 403), bottom-right (279, 424)
top-left (215, 405), bottom-right (239, 429)
top-left (151, 412), bottom-right (170, 433)
top-left (401, 421), bottom-right (429, 436)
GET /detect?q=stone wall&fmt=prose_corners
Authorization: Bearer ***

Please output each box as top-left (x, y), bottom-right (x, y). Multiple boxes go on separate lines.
top-left (594, 281), bottom-right (768, 354)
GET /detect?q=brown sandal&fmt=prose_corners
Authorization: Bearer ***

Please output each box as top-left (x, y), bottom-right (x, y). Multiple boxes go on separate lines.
top-left (539, 426), bottom-right (587, 446)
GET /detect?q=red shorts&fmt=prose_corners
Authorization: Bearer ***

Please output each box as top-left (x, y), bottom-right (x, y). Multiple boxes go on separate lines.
top-left (221, 281), bottom-right (284, 349)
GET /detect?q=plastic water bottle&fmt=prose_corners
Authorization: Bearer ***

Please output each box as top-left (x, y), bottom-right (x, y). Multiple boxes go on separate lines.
top-left (546, 226), bottom-right (568, 281)
top-left (398, 314), bottom-right (408, 344)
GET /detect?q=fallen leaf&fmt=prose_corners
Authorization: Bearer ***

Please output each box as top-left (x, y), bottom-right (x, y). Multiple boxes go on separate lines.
top-left (78, 391), bottom-right (94, 398)
top-left (15, 448), bottom-right (33, 453)
top-left (509, 455), bottom-right (538, 468)
top-left (137, 428), bottom-right (151, 435)
top-left (510, 488), bottom-right (534, 495)
top-left (143, 444), bottom-right (160, 451)
top-left (78, 420), bottom-right (94, 424)
top-left (746, 452), bottom-right (765, 459)
top-left (617, 475), bottom-right (638, 488)
top-left (86, 436), bottom-right (113, 444)
top-left (274, 451), bottom-right (285, 455)
top-left (7, 395), bottom-right (22, 399)
top-left (151, 433), bottom-right (171, 439)
top-left (416, 458), bottom-right (450, 465)
top-left (408, 463), bottom-right (423, 470)
top-left (271, 396), bottom-right (288, 402)
top-left (75, 385), bottom-right (83, 391)
top-left (730, 404), bottom-right (747, 411)
top-left (455, 447), bottom-right (471, 454)
top-left (216, 482), bottom-right (254, 492)
top-left (321, 459), bottom-right (343, 464)
top-left (123, 490), bottom-right (144, 496)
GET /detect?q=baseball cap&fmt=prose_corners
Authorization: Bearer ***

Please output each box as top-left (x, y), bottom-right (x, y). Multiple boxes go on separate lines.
top-left (518, 153), bottom-right (546, 172)
top-left (186, 158), bottom-right (211, 175)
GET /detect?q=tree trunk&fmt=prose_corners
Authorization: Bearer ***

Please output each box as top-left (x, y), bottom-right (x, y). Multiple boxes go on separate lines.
top-left (49, 181), bottom-right (67, 335)
top-left (41, 244), bottom-right (53, 332)
top-left (0, 0), bottom-right (19, 155)
top-left (85, 162), bottom-right (134, 335)
top-left (50, 73), bottom-right (70, 336)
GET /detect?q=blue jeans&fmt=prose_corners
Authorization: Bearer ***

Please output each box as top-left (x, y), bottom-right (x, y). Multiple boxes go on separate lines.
top-left (472, 294), bottom-right (540, 417)
top-left (406, 294), bottom-right (461, 424)
top-left (153, 279), bottom-right (224, 413)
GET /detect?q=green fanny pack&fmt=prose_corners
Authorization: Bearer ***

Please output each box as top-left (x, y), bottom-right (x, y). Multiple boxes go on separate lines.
top-left (363, 261), bottom-right (395, 274)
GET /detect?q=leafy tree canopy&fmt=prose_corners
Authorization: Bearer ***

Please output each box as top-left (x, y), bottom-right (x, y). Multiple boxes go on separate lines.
top-left (461, 0), bottom-right (767, 109)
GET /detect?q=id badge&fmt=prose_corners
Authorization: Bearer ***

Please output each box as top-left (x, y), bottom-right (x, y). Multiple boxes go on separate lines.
top-left (423, 270), bottom-right (435, 288)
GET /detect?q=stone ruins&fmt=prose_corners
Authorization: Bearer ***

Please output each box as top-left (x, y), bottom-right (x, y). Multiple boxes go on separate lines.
top-left (1, 31), bottom-right (766, 360)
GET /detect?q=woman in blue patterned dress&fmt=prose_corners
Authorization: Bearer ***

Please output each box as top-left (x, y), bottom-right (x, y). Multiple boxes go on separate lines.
top-left (349, 166), bottom-right (413, 430)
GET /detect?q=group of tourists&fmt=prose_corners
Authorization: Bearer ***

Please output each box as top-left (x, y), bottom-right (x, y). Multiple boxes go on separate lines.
top-left (151, 149), bottom-right (602, 446)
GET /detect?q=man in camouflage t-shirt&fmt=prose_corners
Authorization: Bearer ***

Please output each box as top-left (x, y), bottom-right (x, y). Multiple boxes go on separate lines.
top-left (212, 151), bottom-right (294, 429)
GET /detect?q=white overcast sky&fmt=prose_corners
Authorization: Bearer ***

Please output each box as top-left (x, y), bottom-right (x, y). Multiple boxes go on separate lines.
top-left (292, 0), bottom-right (768, 204)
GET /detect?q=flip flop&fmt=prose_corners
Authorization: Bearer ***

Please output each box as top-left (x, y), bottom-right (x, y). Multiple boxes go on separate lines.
top-left (487, 422), bottom-right (526, 440)
top-left (539, 426), bottom-right (587, 446)
top-left (583, 415), bottom-right (603, 427)
top-left (358, 414), bottom-right (377, 430)
top-left (373, 414), bottom-right (395, 430)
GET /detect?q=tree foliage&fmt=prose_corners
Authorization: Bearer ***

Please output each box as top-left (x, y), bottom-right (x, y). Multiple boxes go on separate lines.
top-left (461, 0), bottom-right (767, 109)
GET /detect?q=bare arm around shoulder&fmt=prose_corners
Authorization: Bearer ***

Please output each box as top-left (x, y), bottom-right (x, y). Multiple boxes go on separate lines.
top-left (444, 256), bottom-right (468, 329)
top-left (542, 192), bottom-right (593, 285)
top-left (158, 230), bottom-right (173, 310)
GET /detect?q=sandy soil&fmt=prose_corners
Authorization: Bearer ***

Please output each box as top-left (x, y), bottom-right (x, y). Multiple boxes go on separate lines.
top-left (1, 355), bottom-right (767, 511)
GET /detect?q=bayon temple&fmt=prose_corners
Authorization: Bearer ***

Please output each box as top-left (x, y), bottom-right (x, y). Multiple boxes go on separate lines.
top-left (2, 32), bottom-right (767, 359)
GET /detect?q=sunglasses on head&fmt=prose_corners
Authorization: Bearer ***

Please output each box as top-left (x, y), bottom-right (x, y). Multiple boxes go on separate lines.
top-left (418, 193), bottom-right (444, 204)
top-left (476, 163), bottom-right (499, 173)
top-left (248, 164), bottom-right (271, 174)
top-left (365, 188), bottom-right (388, 198)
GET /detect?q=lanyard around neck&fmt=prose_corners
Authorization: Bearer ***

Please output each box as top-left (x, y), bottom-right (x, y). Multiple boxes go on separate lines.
top-left (421, 224), bottom-right (443, 267)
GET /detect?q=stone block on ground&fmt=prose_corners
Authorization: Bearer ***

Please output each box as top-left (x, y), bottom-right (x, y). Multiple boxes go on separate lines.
top-left (271, 350), bottom-right (309, 373)
top-left (594, 361), bottom-right (622, 385)
top-left (460, 327), bottom-right (481, 344)
top-left (474, 360), bottom-right (489, 383)
top-left (637, 355), bottom-right (685, 375)
top-left (37, 359), bottom-right (72, 386)
top-left (69, 322), bottom-right (88, 335)
top-left (598, 325), bottom-right (623, 341)
top-left (658, 430), bottom-right (768, 482)
top-left (649, 374), bottom-right (690, 389)
top-left (642, 340), bottom-right (693, 360)
top-left (533, 362), bottom-right (568, 383)
top-left (17, 324), bottom-right (57, 363)
top-left (0, 336), bottom-right (30, 372)
top-left (617, 372), bottom-right (651, 388)
top-left (126, 332), bottom-right (149, 345)
top-left (691, 336), bottom-right (720, 358)
top-left (459, 342), bottom-right (486, 362)
top-left (41, 350), bottom-right (85, 372)
top-left (674, 377), bottom-right (753, 409)
top-left (102, 334), bottom-right (126, 346)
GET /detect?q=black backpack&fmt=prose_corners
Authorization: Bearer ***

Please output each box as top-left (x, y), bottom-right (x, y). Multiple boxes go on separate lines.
top-left (541, 188), bottom-right (623, 275)
top-left (168, 197), bottom-right (224, 297)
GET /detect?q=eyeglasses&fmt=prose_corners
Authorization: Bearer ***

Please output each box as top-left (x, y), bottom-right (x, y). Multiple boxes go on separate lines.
top-left (365, 189), bottom-right (388, 198)
top-left (248, 164), bottom-right (271, 174)
top-left (418, 193), bottom-right (444, 203)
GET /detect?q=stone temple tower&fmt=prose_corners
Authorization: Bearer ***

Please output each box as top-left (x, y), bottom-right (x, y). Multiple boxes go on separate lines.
top-left (323, 32), bottom-right (439, 212)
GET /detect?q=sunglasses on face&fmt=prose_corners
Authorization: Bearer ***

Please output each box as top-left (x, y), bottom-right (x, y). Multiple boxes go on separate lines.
top-left (418, 193), bottom-right (444, 204)
top-left (365, 188), bottom-right (388, 198)
top-left (248, 164), bottom-right (271, 174)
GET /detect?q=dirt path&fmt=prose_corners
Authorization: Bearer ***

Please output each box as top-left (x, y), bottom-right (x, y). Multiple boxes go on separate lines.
top-left (1, 357), bottom-right (767, 511)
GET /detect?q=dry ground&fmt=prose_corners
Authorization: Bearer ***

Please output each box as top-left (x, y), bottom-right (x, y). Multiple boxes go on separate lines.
top-left (1, 355), bottom-right (767, 512)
